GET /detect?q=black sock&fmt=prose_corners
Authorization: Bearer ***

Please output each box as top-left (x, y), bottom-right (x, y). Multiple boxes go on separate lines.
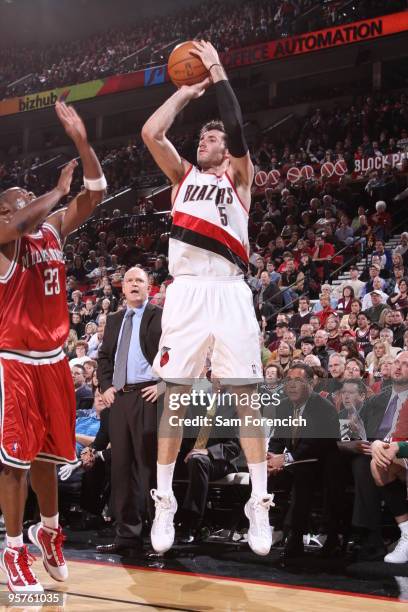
top-left (381, 480), bottom-right (408, 519)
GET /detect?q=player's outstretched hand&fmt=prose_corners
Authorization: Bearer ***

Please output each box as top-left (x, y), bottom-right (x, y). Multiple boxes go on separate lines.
top-left (191, 40), bottom-right (221, 72)
top-left (180, 77), bottom-right (212, 99)
top-left (55, 100), bottom-right (88, 145)
top-left (56, 159), bottom-right (78, 196)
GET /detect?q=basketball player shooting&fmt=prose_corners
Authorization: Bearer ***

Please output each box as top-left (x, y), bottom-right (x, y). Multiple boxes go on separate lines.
top-left (142, 41), bottom-right (273, 556)
top-left (0, 101), bottom-right (105, 593)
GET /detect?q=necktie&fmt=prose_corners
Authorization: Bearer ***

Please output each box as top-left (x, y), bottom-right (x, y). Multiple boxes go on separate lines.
top-left (194, 396), bottom-right (217, 449)
top-left (377, 394), bottom-right (399, 440)
top-left (292, 407), bottom-right (302, 446)
top-left (112, 310), bottom-right (135, 391)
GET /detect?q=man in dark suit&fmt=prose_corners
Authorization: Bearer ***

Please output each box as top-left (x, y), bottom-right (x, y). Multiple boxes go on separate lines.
top-left (175, 377), bottom-right (241, 542)
top-left (254, 270), bottom-right (283, 312)
top-left (349, 351), bottom-right (408, 561)
top-left (267, 362), bottom-right (339, 560)
top-left (176, 435), bottom-right (241, 542)
top-left (96, 266), bottom-right (163, 556)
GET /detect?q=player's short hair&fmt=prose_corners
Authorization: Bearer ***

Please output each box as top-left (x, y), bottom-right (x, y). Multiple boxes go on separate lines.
top-left (199, 120), bottom-right (227, 145)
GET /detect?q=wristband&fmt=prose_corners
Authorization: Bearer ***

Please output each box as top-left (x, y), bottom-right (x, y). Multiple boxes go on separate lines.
top-left (208, 63), bottom-right (221, 72)
top-left (83, 175), bottom-right (107, 191)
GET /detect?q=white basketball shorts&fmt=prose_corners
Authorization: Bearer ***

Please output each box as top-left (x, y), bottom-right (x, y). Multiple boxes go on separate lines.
top-left (153, 276), bottom-right (262, 384)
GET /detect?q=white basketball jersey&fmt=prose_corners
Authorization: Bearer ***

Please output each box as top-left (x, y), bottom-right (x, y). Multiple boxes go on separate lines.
top-left (169, 164), bottom-right (250, 277)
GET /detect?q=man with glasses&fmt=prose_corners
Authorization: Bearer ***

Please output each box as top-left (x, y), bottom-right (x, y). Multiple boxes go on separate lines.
top-left (267, 363), bottom-right (339, 561)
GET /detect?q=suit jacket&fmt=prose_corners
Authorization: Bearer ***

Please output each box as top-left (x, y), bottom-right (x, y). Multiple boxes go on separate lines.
top-left (259, 282), bottom-right (283, 309)
top-left (268, 391), bottom-right (340, 460)
top-left (97, 303), bottom-right (162, 393)
top-left (359, 387), bottom-right (392, 439)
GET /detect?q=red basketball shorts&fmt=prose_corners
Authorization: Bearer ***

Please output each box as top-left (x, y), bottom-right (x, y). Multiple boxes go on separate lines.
top-left (0, 348), bottom-right (76, 469)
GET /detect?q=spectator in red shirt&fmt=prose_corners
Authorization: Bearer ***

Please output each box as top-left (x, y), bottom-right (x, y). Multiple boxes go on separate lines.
top-left (336, 285), bottom-right (355, 314)
top-left (371, 201), bottom-right (392, 240)
top-left (316, 294), bottom-right (336, 327)
top-left (325, 314), bottom-right (342, 353)
top-left (310, 234), bottom-right (335, 281)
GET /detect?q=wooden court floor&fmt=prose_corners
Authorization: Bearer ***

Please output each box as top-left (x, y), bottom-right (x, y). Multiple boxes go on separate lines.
top-left (1, 558), bottom-right (406, 612)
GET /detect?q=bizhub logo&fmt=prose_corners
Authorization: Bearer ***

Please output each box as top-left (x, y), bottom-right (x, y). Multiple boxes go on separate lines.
top-left (19, 91), bottom-right (58, 112)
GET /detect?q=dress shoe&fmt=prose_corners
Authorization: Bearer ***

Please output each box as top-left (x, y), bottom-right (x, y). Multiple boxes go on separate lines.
top-left (281, 531), bottom-right (305, 561)
top-left (95, 542), bottom-right (144, 557)
top-left (79, 513), bottom-right (106, 531)
top-left (356, 530), bottom-right (387, 562)
top-left (319, 534), bottom-right (342, 558)
top-left (178, 526), bottom-right (209, 545)
top-left (179, 528), bottom-right (195, 544)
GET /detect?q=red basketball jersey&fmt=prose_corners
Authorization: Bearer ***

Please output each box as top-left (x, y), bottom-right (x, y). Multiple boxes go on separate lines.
top-left (0, 221), bottom-right (69, 351)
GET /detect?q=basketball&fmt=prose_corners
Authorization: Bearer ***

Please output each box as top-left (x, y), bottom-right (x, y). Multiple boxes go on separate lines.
top-left (168, 41), bottom-right (209, 88)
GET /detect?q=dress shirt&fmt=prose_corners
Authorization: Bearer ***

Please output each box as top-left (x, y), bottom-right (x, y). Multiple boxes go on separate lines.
top-left (115, 301), bottom-right (158, 384)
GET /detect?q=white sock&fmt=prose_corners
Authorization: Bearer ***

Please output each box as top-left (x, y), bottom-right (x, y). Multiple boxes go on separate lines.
top-left (6, 534), bottom-right (24, 549)
top-left (156, 462), bottom-right (175, 496)
top-left (41, 513), bottom-right (59, 530)
top-left (398, 519), bottom-right (408, 536)
top-left (248, 461), bottom-right (268, 498)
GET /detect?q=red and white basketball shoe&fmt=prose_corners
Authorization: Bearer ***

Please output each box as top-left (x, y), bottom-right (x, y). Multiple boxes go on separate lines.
top-left (0, 545), bottom-right (43, 593)
top-left (28, 523), bottom-right (68, 581)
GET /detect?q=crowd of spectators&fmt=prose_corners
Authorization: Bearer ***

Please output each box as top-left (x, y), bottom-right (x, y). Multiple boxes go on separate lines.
top-left (1, 0), bottom-right (405, 98)
top-left (1, 89), bottom-right (407, 215)
top-left (0, 137), bottom-right (166, 200)
top-left (307, 0), bottom-right (407, 32)
top-left (254, 90), bottom-right (408, 177)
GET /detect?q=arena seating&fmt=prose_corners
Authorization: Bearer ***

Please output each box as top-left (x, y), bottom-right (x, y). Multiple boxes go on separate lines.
top-left (1, 0), bottom-right (405, 98)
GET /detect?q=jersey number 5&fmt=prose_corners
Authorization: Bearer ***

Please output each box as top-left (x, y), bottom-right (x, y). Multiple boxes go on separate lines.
top-left (217, 205), bottom-right (228, 226)
top-left (44, 268), bottom-right (61, 296)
